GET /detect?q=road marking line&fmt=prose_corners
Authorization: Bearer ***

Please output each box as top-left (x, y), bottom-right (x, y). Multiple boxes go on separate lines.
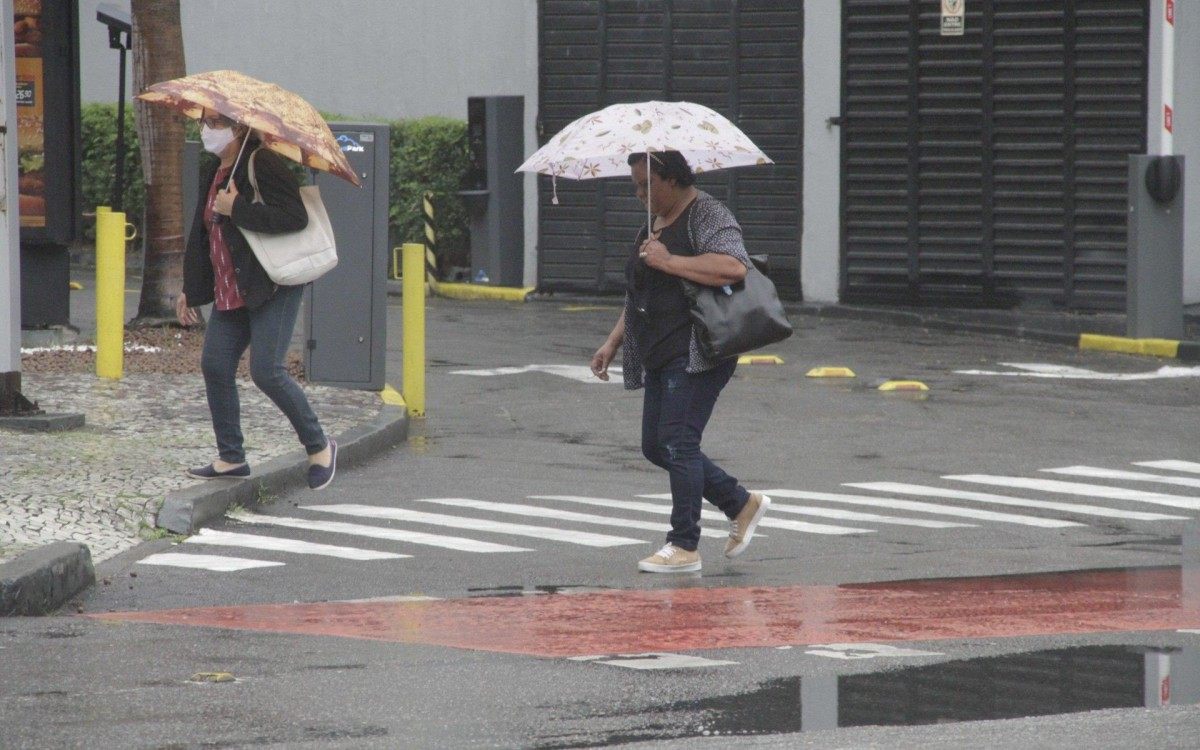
top-left (138, 553), bottom-right (284, 572)
top-left (1044, 465), bottom-right (1200, 490)
top-left (1136, 460), bottom-right (1200, 474)
top-left (945, 475), bottom-right (1200, 511)
top-left (541, 494), bottom-right (867, 535)
top-left (185, 529), bottom-right (410, 560)
top-left (231, 511), bottom-right (529, 553)
top-left (449, 364), bottom-right (621, 383)
top-left (415, 497), bottom-right (726, 538)
top-left (850, 482), bottom-right (1187, 522)
top-left (303, 504), bottom-right (643, 547)
top-left (568, 653), bottom-right (738, 670)
top-left (638, 493), bottom-right (964, 528)
top-left (756, 500), bottom-right (973, 528)
top-left (762, 490), bottom-right (1079, 528)
top-left (805, 643), bottom-right (944, 660)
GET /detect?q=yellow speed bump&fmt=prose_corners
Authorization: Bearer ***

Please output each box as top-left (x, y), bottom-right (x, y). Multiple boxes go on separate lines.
top-left (738, 354), bottom-right (784, 365)
top-left (878, 380), bottom-right (929, 392)
top-left (1079, 334), bottom-right (1178, 358)
top-left (68, 281), bottom-right (83, 290)
top-left (806, 366), bottom-right (856, 378)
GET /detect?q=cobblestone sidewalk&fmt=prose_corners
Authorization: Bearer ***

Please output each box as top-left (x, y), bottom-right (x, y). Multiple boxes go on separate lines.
top-left (0, 372), bottom-right (383, 565)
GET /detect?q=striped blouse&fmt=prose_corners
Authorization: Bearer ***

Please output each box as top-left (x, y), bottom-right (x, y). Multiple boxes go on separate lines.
top-left (621, 190), bottom-right (752, 390)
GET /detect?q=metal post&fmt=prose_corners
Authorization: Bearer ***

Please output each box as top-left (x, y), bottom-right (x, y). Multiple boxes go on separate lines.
top-left (0, 0), bottom-right (18, 378)
top-left (402, 242), bottom-right (426, 417)
top-left (97, 4), bottom-right (134, 211)
top-left (112, 44), bottom-right (126, 211)
top-left (0, 0), bottom-right (36, 416)
top-left (1160, 0), bottom-right (1176, 156)
top-left (95, 208), bottom-right (128, 379)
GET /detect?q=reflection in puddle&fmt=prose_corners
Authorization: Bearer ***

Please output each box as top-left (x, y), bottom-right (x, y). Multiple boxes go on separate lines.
top-left (712, 645), bottom-right (1193, 735)
top-left (563, 646), bottom-right (1200, 746)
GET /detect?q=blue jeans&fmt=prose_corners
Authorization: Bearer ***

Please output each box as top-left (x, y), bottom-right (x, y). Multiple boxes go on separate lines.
top-left (200, 284), bottom-right (327, 463)
top-left (642, 356), bottom-right (750, 551)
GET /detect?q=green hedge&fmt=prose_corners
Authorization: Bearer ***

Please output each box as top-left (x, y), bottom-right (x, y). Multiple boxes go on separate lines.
top-left (80, 104), bottom-right (469, 267)
top-left (384, 116), bottom-right (469, 270)
top-left (80, 103), bottom-right (145, 236)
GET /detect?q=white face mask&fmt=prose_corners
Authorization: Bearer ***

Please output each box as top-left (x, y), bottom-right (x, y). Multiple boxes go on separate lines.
top-left (200, 124), bottom-right (237, 155)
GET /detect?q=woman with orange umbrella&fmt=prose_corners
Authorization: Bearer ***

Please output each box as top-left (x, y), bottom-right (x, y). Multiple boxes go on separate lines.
top-left (168, 103), bottom-right (336, 490)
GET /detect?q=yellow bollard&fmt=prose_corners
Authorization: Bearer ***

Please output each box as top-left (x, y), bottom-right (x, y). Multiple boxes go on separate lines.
top-left (95, 208), bottom-right (128, 380)
top-left (401, 242), bottom-right (426, 417)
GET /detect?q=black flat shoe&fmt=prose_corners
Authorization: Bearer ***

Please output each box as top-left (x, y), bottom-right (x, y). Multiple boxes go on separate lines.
top-left (187, 462), bottom-right (251, 480)
top-left (307, 439), bottom-right (337, 490)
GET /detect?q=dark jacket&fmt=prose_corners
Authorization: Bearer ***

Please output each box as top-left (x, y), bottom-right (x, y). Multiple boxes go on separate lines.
top-left (184, 145), bottom-right (308, 311)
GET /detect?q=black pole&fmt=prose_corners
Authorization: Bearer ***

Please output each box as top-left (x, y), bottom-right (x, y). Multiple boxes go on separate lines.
top-left (110, 35), bottom-right (128, 212)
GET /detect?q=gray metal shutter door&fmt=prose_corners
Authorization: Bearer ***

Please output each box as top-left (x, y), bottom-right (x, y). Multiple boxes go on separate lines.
top-left (537, 0), bottom-right (803, 298)
top-left (841, 0), bottom-right (1147, 311)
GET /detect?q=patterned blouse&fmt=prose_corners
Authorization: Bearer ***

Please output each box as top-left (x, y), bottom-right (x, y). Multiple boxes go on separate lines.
top-left (203, 166), bottom-right (246, 311)
top-left (622, 190), bottom-right (752, 390)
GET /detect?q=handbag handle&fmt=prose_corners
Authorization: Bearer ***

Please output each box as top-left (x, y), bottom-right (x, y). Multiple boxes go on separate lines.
top-left (245, 147), bottom-right (266, 205)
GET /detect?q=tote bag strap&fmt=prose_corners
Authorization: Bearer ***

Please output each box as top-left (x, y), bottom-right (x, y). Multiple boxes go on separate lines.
top-left (245, 147), bottom-right (266, 205)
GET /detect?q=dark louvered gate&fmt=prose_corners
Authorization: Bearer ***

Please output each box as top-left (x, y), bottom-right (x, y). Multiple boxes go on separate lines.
top-left (840, 0), bottom-right (1147, 311)
top-left (537, 0), bottom-right (803, 297)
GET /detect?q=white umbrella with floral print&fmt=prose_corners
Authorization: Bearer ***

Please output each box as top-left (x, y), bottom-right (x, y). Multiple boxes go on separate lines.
top-left (516, 100), bottom-right (772, 231)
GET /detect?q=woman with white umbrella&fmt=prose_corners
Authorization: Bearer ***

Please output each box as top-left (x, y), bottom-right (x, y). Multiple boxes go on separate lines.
top-left (590, 150), bottom-right (771, 573)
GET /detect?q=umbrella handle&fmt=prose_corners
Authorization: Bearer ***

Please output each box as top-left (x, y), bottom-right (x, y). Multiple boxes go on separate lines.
top-left (224, 130), bottom-right (254, 190)
top-left (645, 149), bottom-right (652, 240)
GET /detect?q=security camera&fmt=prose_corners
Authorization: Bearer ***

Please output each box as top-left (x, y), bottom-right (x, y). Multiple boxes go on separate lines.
top-left (96, 3), bottom-right (131, 33)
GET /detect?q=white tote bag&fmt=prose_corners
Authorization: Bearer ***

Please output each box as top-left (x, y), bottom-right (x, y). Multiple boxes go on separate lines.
top-left (238, 147), bottom-right (338, 286)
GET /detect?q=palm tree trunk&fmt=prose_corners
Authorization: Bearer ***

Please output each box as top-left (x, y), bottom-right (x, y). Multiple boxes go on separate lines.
top-left (130, 0), bottom-right (186, 325)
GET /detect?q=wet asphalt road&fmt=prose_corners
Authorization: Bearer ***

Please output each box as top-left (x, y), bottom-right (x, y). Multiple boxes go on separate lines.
top-left (4, 296), bottom-right (1200, 748)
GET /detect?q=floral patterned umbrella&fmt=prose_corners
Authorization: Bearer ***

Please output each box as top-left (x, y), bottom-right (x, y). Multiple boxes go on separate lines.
top-left (136, 70), bottom-right (360, 186)
top-left (516, 100), bottom-right (771, 231)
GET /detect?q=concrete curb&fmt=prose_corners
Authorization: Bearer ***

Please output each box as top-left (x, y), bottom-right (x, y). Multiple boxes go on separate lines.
top-left (0, 404), bottom-right (408, 616)
top-left (792, 303), bottom-right (1084, 347)
top-left (0, 542), bottom-right (95, 616)
top-left (157, 404), bottom-right (409, 534)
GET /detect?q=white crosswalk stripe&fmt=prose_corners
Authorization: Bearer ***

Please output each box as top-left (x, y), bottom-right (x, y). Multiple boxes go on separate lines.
top-left (850, 482), bottom-right (1187, 522)
top-left (1043, 465), bottom-right (1200, 491)
top-left (303, 504), bottom-right (645, 547)
top-left (139, 552), bottom-right (284, 571)
top-left (764, 489), bottom-right (1080, 528)
top-left (945, 475), bottom-right (1200, 511)
top-left (144, 457), bottom-right (1200, 575)
top-left (231, 511), bottom-right (531, 552)
top-left (637, 493), bottom-right (968, 529)
top-left (185, 529), bottom-right (410, 560)
top-left (1135, 460), bottom-right (1200, 474)
top-left (415, 497), bottom-right (727, 538)
top-left (541, 495), bottom-right (871, 535)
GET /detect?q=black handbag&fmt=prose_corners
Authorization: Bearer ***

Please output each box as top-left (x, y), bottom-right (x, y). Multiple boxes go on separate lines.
top-left (682, 255), bottom-right (793, 361)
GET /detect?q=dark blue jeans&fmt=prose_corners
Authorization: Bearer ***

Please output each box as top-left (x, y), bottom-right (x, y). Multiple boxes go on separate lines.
top-left (200, 284), bottom-right (327, 463)
top-left (642, 355), bottom-right (750, 551)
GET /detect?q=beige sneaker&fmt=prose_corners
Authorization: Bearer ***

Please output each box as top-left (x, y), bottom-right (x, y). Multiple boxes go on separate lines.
top-left (638, 543), bottom-right (701, 573)
top-left (725, 493), bottom-right (771, 558)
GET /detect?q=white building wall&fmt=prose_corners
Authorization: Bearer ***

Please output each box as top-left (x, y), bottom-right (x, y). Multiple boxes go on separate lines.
top-left (801, 3), bottom-right (840, 303)
top-left (79, 0), bottom-right (541, 285)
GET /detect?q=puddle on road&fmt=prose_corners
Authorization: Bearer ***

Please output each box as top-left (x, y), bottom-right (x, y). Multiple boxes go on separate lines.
top-left (555, 645), bottom-right (1199, 746)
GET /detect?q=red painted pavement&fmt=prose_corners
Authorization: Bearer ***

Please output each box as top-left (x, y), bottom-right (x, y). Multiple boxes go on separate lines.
top-left (93, 567), bottom-right (1200, 657)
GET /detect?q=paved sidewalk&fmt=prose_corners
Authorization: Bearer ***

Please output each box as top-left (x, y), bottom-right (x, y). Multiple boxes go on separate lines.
top-left (0, 371), bottom-right (386, 565)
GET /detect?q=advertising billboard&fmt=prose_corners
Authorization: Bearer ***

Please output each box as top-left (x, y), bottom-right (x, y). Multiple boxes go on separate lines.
top-left (14, 0), bottom-right (45, 228)
top-left (13, 0), bottom-right (79, 245)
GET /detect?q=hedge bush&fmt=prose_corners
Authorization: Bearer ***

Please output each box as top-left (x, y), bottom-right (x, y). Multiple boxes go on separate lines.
top-left (80, 103), bottom-right (145, 236)
top-left (80, 104), bottom-right (470, 269)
